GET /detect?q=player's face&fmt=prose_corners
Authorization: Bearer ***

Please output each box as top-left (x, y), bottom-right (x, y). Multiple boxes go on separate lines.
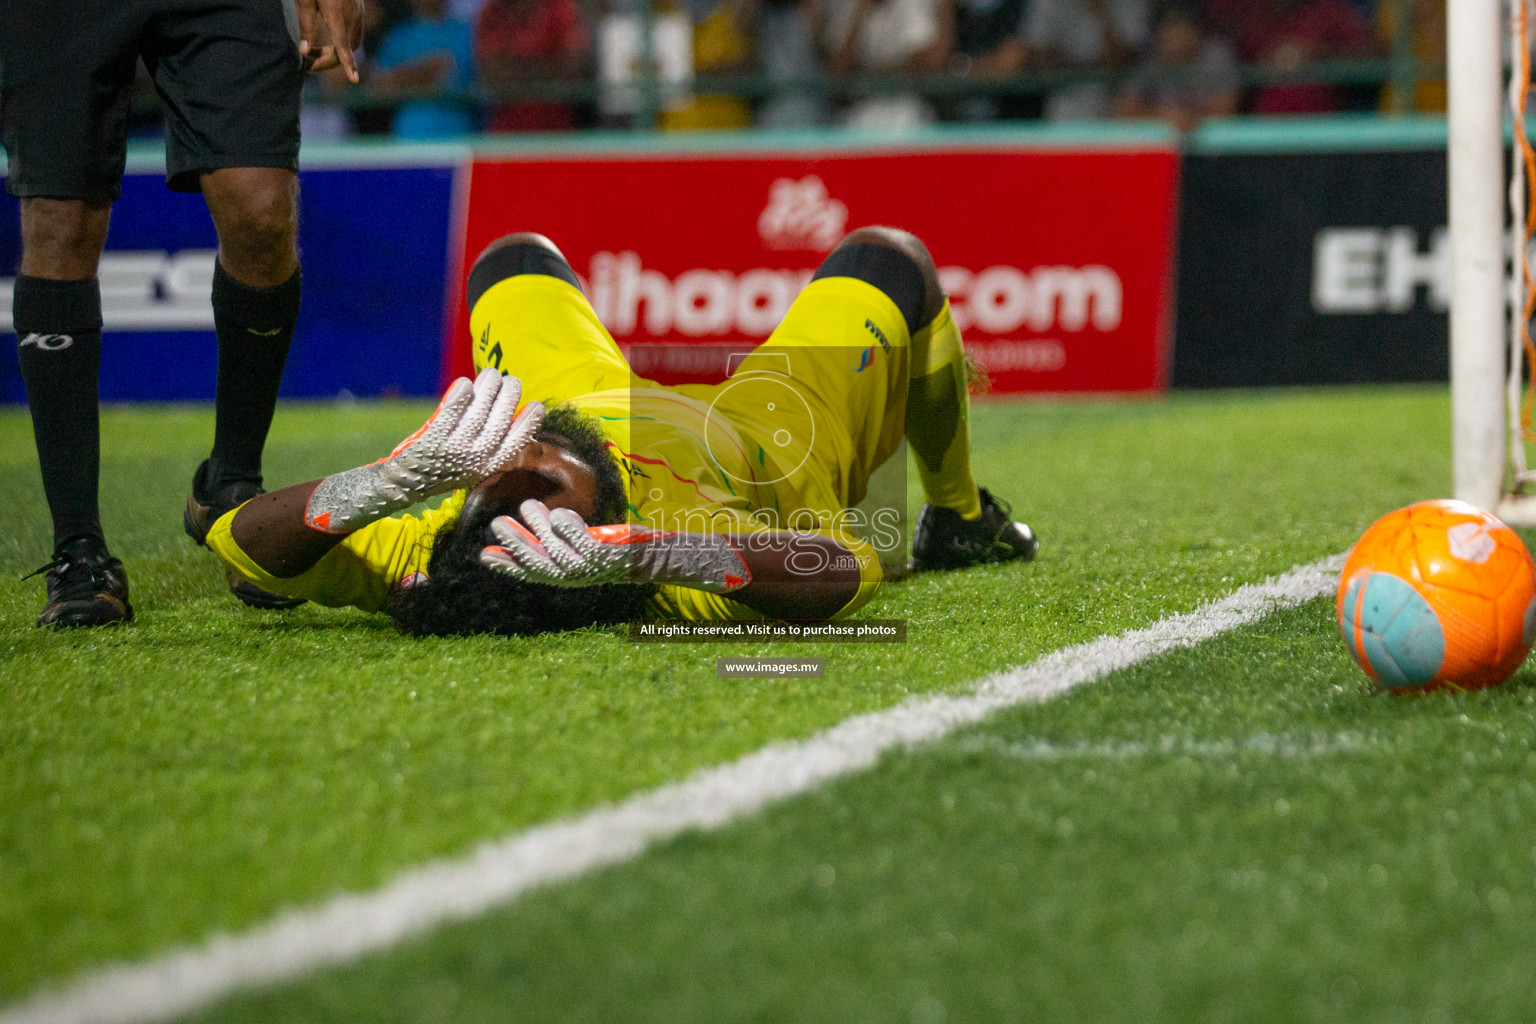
top-left (468, 439), bottom-right (601, 522)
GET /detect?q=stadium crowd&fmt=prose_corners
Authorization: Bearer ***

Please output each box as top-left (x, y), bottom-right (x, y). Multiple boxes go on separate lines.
top-left (86, 0), bottom-right (1446, 139)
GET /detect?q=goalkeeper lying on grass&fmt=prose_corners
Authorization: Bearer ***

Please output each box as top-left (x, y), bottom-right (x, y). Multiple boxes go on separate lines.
top-left (206, 227), bottom-right (1037, 636)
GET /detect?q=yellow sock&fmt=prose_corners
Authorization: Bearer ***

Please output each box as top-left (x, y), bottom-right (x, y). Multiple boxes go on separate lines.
top-left (906, 301), bottom-right (982, 520)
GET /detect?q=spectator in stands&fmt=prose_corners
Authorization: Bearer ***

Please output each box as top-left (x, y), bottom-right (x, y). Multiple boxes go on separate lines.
top-left (1115, 3), bottom-right (1237, 131)
top-left (1376, 0), bottom-right (1445, 114)
top-left (302, 66), bottom-right (361, 140)
top-left (593, 0), bottom-right (694, 127)
top-left (660, 0), bottom-right (756, 129)
top-left (476, 0), bottom-right (591, 131)
top-left (944, 0), bottom-right (1034, 121)
top-left (756, 0), bottom-right (835, 127)
top-left (1025, 0), bottom-right (1148, 121)
top-left (825, 0), bottom-right (953, 128)
top-left (452, 0), bottom-right (491, 25)
top-left (371, 0), bottom-right (479, 136)
top-left (1207, 0), bottom-right (1374, 115)
top-left (351, 0), bottom-right (412, 133)
top-left (365, 0), bottom-right (417, 54)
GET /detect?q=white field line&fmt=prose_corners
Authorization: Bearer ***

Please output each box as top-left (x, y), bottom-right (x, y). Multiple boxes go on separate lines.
top-left (0, 555), bottom-right (1343, 1024)
top-left (952, 730), bottom-right (1378, 762)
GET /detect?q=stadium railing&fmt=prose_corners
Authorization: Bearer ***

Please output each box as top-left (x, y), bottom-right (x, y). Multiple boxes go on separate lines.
top-left (110, 58), bottom-right (1445, 132)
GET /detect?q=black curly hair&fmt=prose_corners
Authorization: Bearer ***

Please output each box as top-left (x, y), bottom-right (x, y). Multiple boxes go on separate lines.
top-left (385, 404), bottom-right (653, 637)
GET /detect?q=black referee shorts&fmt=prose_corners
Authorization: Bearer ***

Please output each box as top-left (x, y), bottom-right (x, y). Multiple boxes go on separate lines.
top-left (1, 0), bottom-right (304, 201)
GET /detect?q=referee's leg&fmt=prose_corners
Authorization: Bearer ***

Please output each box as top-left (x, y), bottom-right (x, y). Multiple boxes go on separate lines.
top-left (4, 0), bottom-right (137, 626)
top-left (150, 0), bottom-right (305, 529)
top-left (153, 0), bottom-right (308, 609)
top-left (12, 199), bottom-right (129, 627)
top-left (196, 167), bottom-right (301, 498)
top-left (15, 198), bottom-right (114, 544)
top-left (178, 171), bottom-right (308, 612)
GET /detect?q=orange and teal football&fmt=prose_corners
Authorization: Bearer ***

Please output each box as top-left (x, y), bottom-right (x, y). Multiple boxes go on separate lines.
top-left (1336, 499), bottom-right (1536, 692)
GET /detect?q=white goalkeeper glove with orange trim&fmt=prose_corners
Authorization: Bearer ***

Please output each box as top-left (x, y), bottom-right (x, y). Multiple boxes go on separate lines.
top-left (306, 368), bottom-right (544, 535)
top-left (480, 499), bottom-right (753, 593)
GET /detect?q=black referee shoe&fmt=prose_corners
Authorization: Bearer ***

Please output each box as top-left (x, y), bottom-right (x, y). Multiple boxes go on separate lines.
top-left (29, 535), bottom-right (134, 629)
top-left (184, 460), bottom-right (306, 610)
top-left (910, 487), bottom-right (1038, 572)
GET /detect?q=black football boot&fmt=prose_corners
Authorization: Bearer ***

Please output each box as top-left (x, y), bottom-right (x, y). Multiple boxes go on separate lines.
top-left (910, 487), bottom-right (1038, 572)
top-left (31, 535), bottom-right (133, 628)
top-left (184, 459), bottom-right (306, 609)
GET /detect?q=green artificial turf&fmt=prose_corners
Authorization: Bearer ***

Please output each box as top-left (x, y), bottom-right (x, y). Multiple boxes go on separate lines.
top-left (193, 601), bottom-right (1536, 1024)
top-left (0, 386), bottom-right (1456, 1006)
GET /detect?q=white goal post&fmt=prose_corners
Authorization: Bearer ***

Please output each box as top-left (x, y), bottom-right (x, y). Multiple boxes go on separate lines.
top-left (1451, 0), bottom-right (1536, 524)
top-left (1449, 0), bottom-right (1508, 516)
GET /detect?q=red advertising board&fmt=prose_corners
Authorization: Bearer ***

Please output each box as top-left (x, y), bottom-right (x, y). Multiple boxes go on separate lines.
top-left (447, 143), bottom-right (1178, 393)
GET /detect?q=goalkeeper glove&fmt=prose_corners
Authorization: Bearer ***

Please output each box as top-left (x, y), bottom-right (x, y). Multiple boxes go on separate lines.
top-left (480, 499), bottom-right (752, 593)
top-left (306, 368), bottom-right (544, 534)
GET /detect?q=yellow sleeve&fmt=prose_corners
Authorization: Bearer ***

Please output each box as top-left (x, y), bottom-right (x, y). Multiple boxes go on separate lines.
top-left (205, 492), bottom-right (467, 614)
top-left (646, 532), bottom-right (883, 621)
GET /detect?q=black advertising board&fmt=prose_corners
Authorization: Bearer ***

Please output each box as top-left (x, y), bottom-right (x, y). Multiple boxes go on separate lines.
top-left (1173, 148), bottom-right (1449, 388)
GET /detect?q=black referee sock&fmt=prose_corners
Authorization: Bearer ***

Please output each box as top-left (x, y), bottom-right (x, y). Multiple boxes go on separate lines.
top-left (14, 275), bottom-right (106, 550)
top-left (207, 262), bottom-right (300, 495)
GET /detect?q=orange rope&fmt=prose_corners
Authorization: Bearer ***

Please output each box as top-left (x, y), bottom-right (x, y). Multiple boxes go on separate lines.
top-left (1517, 0), bottom-right (1536, 441)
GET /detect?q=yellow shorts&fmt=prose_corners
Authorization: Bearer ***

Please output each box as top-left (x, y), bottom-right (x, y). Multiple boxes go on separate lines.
top-left (466, 266), bottom-right (913, 512)
top-left (696, 277), bottom-right (911, 512)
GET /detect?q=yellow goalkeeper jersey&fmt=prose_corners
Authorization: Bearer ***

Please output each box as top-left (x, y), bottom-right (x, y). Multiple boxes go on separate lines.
top-left (207, 270), bottom-right (916, 623)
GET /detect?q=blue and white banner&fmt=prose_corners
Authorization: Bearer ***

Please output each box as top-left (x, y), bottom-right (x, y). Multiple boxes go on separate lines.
top-left (1173, 147), bottom-right (1449, 388)
top-left (1, 160), bottom-right (460, 402)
